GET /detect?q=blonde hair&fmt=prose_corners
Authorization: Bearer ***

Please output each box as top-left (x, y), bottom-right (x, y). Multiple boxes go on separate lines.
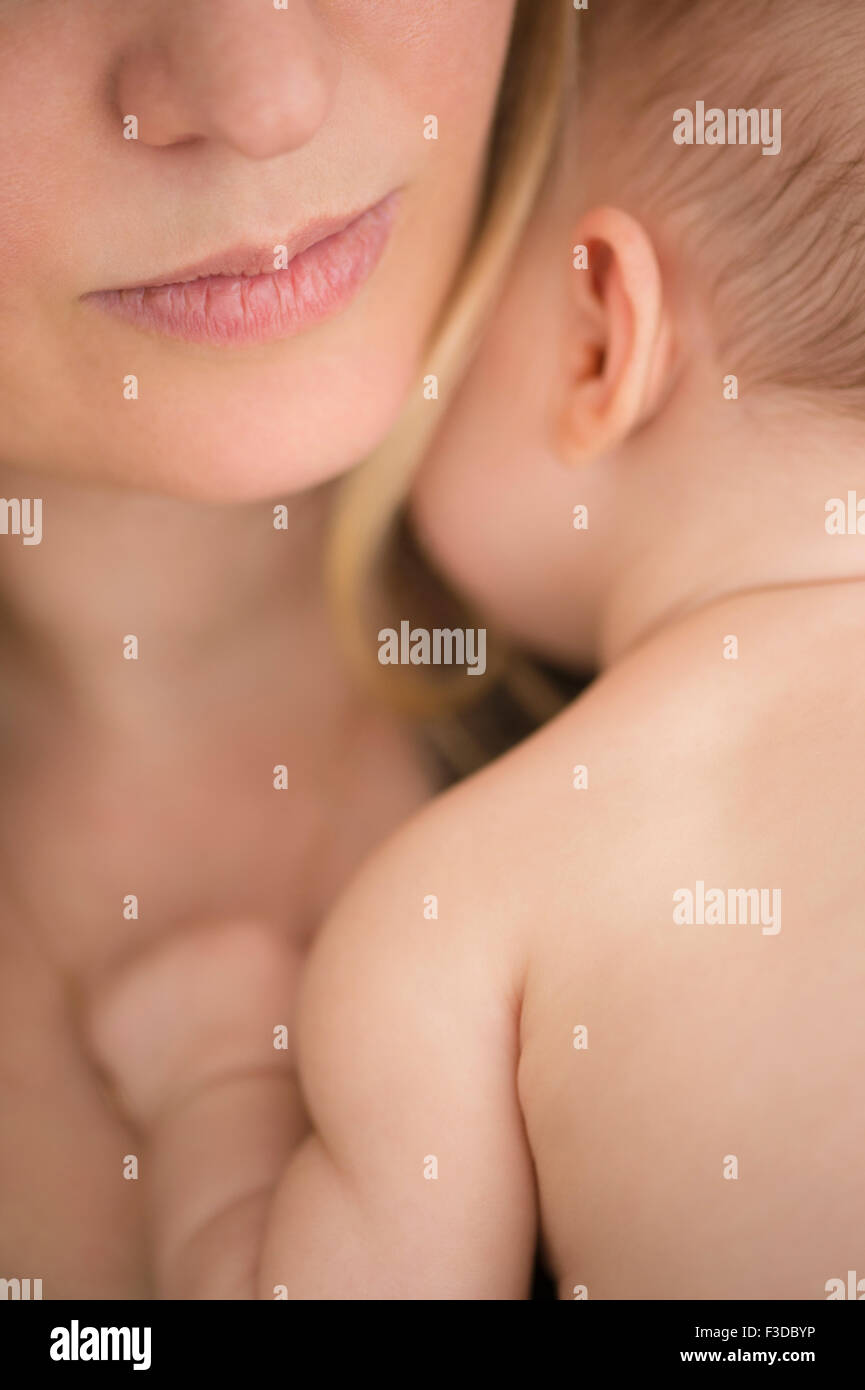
top-left (327, 0), bottom-right (575, 720)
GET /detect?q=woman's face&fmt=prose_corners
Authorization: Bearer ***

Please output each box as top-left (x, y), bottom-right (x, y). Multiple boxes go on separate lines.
top-left (0, 0), bottom-right (517, 500)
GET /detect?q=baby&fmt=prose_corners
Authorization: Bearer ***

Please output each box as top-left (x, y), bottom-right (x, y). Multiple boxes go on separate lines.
top-left (88, 0), bottom-right (865, 1299)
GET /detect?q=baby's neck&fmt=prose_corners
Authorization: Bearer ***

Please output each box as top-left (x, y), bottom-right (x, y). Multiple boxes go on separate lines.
top-left (594, 396), bottom-right (865, 671)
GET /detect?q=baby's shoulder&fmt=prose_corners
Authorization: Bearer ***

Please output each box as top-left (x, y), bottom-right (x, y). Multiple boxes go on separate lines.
top-left (327, 582), bottom-right (865, 994)
top-left (427, 583), bottom-right (865, 935)
top-left (500, 581), bottom-right (865, 960)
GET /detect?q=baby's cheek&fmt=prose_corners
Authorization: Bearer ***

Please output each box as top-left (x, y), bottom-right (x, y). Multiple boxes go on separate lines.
top-left (84, 919), bottom-right (302, 1128)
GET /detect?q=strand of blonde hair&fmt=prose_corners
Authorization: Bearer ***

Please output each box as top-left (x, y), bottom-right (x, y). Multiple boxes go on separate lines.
top-left (327, 0), bottom-right (575, 718)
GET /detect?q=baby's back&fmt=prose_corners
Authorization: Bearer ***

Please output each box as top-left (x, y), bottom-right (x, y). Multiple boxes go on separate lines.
top-left (499, 583), bottom-right (865, 1298)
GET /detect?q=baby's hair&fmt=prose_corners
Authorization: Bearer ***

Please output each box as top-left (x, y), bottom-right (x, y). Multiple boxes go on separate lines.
top-left (577, 0), bottom-right (865, 413)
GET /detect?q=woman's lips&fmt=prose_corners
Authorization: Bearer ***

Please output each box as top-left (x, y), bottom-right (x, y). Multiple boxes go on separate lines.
top-left (84, 194), bottom-right (398, 347)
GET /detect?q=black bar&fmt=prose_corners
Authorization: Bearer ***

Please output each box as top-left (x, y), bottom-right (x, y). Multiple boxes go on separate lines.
top-left (2, 1299), bottom-right (859, 1377)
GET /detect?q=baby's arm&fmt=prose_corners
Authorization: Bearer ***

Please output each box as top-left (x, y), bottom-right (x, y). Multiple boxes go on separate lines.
top-left (86, 919), bottom-right (309, 1299)
top-left (258, 848), bottom-right (537, 1299)
top-left (87, 834), bottom-right (537, 1300)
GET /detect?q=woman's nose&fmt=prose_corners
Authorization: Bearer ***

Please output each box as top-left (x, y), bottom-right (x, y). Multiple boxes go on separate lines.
top-left (113, 0), bottom-right (340, 160)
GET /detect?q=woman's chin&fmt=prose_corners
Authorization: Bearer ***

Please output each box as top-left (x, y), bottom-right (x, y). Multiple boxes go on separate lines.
top-left (7, 364), bottom-right (417, 504)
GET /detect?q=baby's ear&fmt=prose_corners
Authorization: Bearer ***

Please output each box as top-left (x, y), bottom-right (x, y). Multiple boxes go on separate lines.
top-left (556, 206), bottom-right (674, 465)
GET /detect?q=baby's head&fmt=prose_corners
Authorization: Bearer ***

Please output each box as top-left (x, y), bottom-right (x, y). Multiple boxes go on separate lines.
top-left (411, 0), bottom-right (865, 670)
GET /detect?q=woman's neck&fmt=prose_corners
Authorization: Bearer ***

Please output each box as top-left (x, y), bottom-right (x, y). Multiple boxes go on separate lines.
top-left (0, 467), bottom-right (353, 739)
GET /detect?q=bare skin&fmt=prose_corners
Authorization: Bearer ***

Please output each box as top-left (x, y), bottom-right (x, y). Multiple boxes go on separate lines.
top-left (86, 81), bottom-right (865, 1298)
top-left (0, 0), bottom-right (521, 1298)
top-left (0, 482), bottom-right (434, 1298)
top-left (86, 576), bottom-right (865, 1299)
